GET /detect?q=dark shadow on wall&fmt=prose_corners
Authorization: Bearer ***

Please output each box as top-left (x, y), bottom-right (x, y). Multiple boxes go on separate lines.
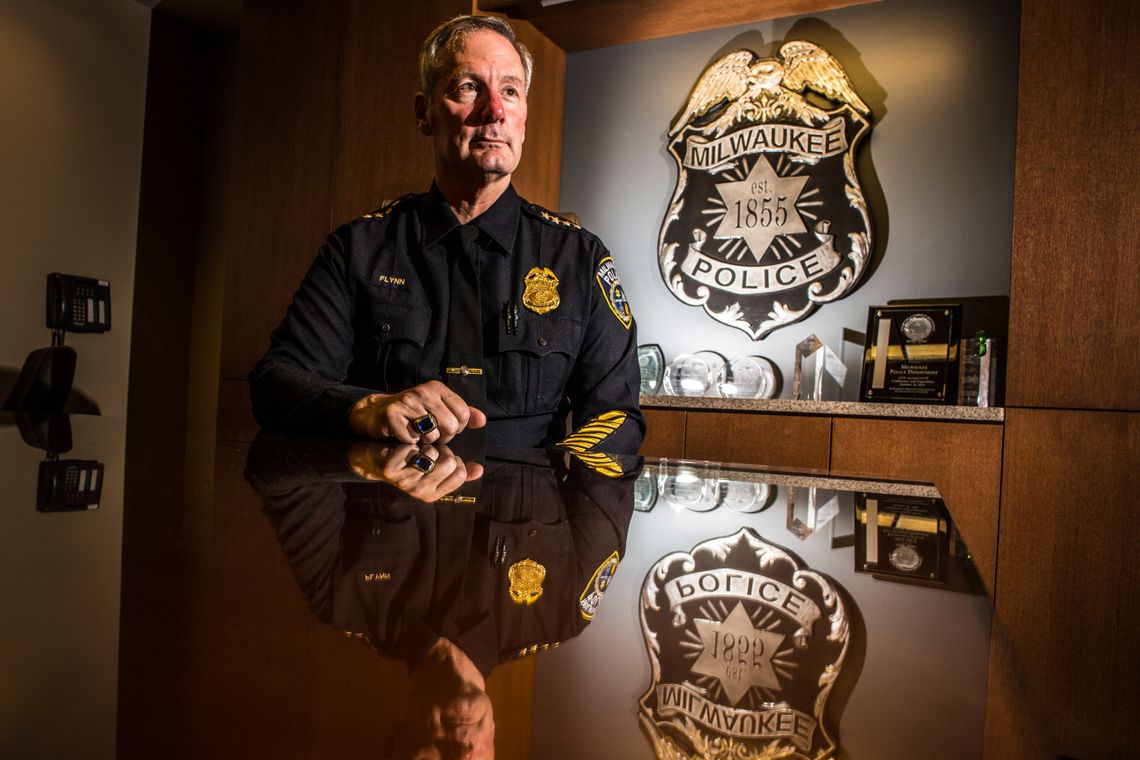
top-left (0, 366), bottom-right (102, 415)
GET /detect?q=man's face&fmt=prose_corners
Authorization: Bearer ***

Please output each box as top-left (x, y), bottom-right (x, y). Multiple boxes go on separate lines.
top-left (393, 683), bottom-right (496, 760)
top-left (416, 29), bottom-right (528, 189)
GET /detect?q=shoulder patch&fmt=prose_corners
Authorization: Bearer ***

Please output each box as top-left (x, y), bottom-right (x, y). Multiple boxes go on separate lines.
top-left (360, 194), bottom-right (414, 220)
top-left (595, 257), bottom-right (633, 329)
top-left (527, 203), bottom-right (582, 230)
top-left (579, 550), bottom-right (620, 621)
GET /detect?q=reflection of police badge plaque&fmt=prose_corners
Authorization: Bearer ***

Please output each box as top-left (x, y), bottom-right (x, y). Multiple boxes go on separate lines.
top-left (639, 528), bottom-right (849, 758)
top-left (660, 41), bottom-right (873, 339)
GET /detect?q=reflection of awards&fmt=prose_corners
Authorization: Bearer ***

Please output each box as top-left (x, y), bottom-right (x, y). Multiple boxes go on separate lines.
top-left (634, 467), bottom-right (659, 512)
top-left (639, 528), bottom-right (849, 758)
top-left (854, 494), bottom-right (950, 583)
top-left (859, 304), bottom-right (962, 403)
top-left (638, 344), bottom-right (666, 396)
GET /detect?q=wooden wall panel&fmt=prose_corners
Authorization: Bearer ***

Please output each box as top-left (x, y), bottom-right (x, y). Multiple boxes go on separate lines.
top-left (685, 411), bottom-right (831, 472)
top-left (984, 409), bottom-right (1140, 758)
top-left (217, 0), bottom-right (345, 393)
top-left (506, 19), bottom-right (564, 210)
top-left (830, 418), bottom-right (1002, 590)
top-left (1006, 0), bottom-right (1140, 410)
top-left (330, 0), bottom-right (469, 225)
top-left (640, 408), bottom-right (686, 458)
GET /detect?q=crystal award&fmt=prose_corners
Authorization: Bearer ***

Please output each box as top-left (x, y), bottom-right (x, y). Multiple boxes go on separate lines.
top-left (787, 485), bottom-right (842, 540)
top-left (792, 335), bottom-right (847, 401)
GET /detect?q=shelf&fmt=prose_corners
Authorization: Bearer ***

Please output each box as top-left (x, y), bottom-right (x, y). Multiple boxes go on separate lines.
top-left (640, 394), bottom-right (1004, 422)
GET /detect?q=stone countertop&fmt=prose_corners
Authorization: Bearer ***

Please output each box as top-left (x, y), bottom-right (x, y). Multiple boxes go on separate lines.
top-left (639, 394), bottom-right (1004, 422)
top-left (642, 458), bottom-right (942, 498)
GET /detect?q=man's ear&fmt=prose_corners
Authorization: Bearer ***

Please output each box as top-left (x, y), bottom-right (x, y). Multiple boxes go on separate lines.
top-left (414, 93), bottom-right (432, 136)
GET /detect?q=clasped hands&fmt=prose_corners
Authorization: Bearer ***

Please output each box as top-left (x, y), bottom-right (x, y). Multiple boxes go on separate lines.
top-left (348, 380), bottom-right (486, 444)
top-left (347, 439), bottom-right (483, 502)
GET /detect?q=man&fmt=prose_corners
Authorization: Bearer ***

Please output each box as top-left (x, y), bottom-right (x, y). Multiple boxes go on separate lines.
top-left (250, 14), bottom-right (643, 455)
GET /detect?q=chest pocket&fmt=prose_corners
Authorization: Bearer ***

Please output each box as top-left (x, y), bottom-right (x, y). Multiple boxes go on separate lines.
top-left (494, 315), bottom-right (580, 416)
top-left (353, 299), bottom-right (430, 392)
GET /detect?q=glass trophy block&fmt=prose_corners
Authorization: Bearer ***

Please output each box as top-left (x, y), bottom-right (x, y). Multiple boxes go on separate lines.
top-left (717, 355), bottom-right (778, 399)
top-left (786, 486), bottom-right (841, 540)
top-left (637, 344), bottom-right (665, 396)
top-left (957, 331), bottom-right (994, 407)
top-left (792, 335), bottom-right (847, 401)
top-left (661, 464), bottom-right (719, 512)
top-left (664, 353), bottom-right (716, 396)
top-left (715, 479), bottom-right (772, 513)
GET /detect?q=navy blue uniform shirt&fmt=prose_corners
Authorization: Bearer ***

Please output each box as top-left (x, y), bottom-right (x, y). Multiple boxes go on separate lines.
top-left (250, 184), bottom-right (644, 454)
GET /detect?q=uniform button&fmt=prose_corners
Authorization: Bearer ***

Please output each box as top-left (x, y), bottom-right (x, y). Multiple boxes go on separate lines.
top-left (380, 323), bottom-right (390, 333)
top-left (537, 337), bottom-right (548, 346)
top-left (528, 529), bottom-right (538, 537)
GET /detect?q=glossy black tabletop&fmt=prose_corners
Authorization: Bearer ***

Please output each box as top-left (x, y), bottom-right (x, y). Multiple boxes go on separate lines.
top-left (1, 414), bottom-right (991, 759)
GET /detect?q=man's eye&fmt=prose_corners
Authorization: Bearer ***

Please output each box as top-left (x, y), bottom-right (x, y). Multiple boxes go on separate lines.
top-left (504, 87), bottom-right (518, 97)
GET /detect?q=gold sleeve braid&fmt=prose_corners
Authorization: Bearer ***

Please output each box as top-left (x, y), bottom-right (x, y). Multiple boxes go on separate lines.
top-left (558, 410), bottom-right (627, 453)
top-left (568, 451), bottom-right (625, 478)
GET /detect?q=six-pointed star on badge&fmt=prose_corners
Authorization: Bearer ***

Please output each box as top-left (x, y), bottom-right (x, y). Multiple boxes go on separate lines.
top-left (713, 156), bottom-right (809, 262)
top-left (690, 601), bottom-right (785, 705)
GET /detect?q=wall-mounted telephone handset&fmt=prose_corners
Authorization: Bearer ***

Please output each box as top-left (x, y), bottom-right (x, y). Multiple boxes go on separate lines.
top-left (37, 458), bottom-right (104, 512)
top-left (47, 273), bottom-right (111, 333)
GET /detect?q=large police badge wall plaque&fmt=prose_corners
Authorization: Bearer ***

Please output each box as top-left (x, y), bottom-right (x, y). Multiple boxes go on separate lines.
top-left (639, 528), bottom-right (849, 759)
top-left (660, 41), bottom-right (873, 339)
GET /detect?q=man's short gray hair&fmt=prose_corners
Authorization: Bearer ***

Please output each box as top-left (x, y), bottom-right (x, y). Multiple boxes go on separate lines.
top-left (419, 15), bottom-right (533, 98)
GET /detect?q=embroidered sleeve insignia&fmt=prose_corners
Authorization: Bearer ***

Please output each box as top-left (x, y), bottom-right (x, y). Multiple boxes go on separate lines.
top-left (596, 257), bottom-right (633, 329)
top-left (559, 410), bottom-right (627, 452)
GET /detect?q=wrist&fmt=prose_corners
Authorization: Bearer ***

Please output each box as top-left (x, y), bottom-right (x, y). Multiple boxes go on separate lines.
top-left (348, 392), bottom-right (390, 437)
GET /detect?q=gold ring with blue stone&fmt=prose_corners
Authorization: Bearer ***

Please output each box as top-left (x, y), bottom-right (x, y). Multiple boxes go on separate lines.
top-left (409, 452), bottom-right (436, 474)
top-left (411, 413), bottom-right (437, 436)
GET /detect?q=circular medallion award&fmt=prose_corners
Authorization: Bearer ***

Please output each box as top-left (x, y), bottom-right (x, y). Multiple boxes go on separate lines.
top-left (717, 355), bottom-right (778, 399)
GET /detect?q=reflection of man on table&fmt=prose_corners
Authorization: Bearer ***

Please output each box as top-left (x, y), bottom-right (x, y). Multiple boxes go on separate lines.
top-left (250, 15), bottom-right (643, 455)
top-left (245, 434), bottom-right (638, 760)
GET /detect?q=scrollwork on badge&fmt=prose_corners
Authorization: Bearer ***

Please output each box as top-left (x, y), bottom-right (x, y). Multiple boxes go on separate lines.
top-left (659, 41), bottom-right (874, 339)
top-left (639, 528), bottom-right (850, 759)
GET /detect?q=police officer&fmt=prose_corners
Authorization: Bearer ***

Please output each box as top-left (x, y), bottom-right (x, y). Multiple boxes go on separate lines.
top-left (250, 15), bottom-right (644, 454)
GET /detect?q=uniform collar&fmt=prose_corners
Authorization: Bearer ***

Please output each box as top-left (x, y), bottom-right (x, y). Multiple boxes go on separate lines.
top-left (420, 182), bottom-right (520, 255)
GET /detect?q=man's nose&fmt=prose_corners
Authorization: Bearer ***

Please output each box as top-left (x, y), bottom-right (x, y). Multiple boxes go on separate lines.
top-left (478, 90), bottom-right (505, 123)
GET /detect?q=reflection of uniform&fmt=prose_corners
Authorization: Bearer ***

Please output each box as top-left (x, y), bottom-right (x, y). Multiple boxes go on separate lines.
top-left (245, 436), bottom-right (639, 676)
top-left (250, 184), bottom-right (644, 454)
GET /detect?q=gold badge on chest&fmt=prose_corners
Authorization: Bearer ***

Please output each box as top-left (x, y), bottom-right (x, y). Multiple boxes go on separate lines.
top-left (522, 267), bottom-right (560, 314)
top-left (507, 558), bottom-right (546, 605)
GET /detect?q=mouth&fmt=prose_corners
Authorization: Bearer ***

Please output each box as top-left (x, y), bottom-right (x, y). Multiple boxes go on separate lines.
top-left (469, 135), bottom-right (506, 148)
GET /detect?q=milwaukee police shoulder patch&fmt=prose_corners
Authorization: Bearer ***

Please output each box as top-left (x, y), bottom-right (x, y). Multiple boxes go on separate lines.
top-left (579, 550), bottom-right (620, 621)
top-left (596, 257), bottom-right (633, 329)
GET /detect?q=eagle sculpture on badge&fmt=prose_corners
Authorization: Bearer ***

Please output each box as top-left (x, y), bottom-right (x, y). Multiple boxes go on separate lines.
top-left (659, 39), bottom-right (875, 340)
top-left (670, 42), bottom-right (869, 137)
